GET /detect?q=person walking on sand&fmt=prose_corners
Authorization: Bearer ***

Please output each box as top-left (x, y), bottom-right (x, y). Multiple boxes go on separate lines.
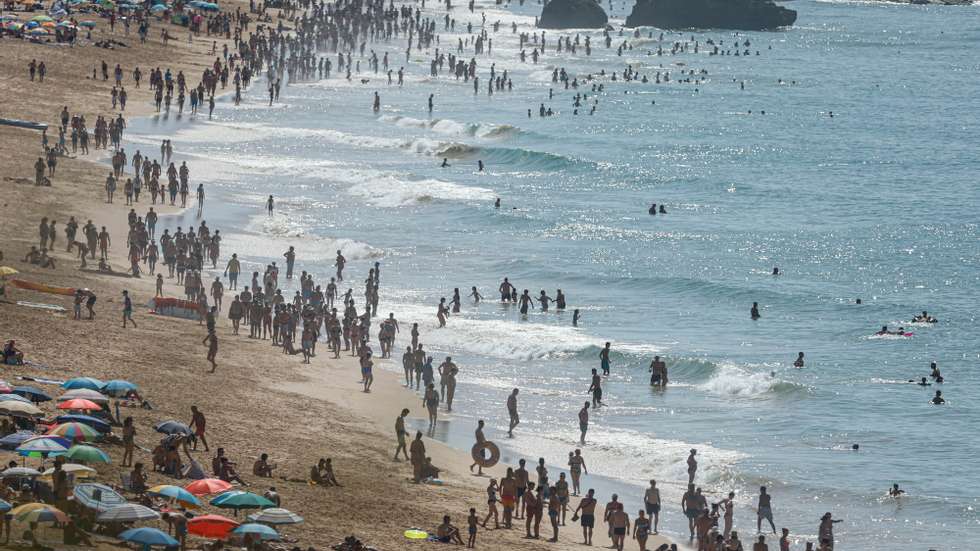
top-left (644, 479), bottom-right (661, 534)
top-left (469, 420), bottom-right (488, 475)
top-left (410, 431), bottom-right (426, 483)
top-left (507, 388), bottom-right (520, 437)
top-left (578, 402), bottom-right (590, 445)
top-left (202, 330), bottom-right (218, 373)
top-left (482, 479), bottom-right (500, 528)
top-left (423, 383), bottom-right (440, 429)
top-left (189, 406), bottom-right (210, 452)
top-left (394, 409), bottom-right (410, 461)
top-left (573, 488), bottom-right (597, 546)
top-left (568, 450), bottom-right (589, 497)
top-left (122, 290), bottom-right (136, 328)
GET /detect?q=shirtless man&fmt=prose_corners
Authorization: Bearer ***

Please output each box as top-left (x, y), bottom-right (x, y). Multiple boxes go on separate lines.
top-left (573, 489), bottom-right (597, 545)
top-left (687, 449), bottom-right (698, 484)
top-left (758, 486), bottom-right (776, 535)
top-left (500, 468), bottom-right (518, 527)
top-left (188, 406), bottom-right (210, 451)
top-left (643, 480), bottom-right (661, 534)
top-left (517, 289), bottom-right (534, 315)
top-left (334, 250), bottom-right (346, 281)
top-left (402, 347), bottom-right (415, 387)
top-left (682, 484), bottom-right (699, 539)
top-left (438, 357), bottom-right (456, 401)
top-left (499, 277), bottom-right (514, 301)
top-left (515, 459), bottom-right (530, 519)
top-left (599, 342), bottom-right (611, 375)
top-left (394, 408), bottom-right (410, 461)
top-left (578, 402), bottom-right (590, 445)
top-left (507, 388), bottom-right (520, 437)
top-left (469, 420), bottom-right (487, 475)
top-left (202, 330), bottom-right (218, 373)
top-left (754, 535), bottom-right (770, 551)
top-left (588, 369), bottom-right (603, 408)
top-left (609, 507), bottom-right (630, 551)
top-left (649, 356), bottom-right (667, 387)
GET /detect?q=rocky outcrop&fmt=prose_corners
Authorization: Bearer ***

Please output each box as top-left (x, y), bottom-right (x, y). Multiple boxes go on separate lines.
top-left (538, 0), bottom-right (608, 29)
top-left (625, 0), bottom-right (797, 31)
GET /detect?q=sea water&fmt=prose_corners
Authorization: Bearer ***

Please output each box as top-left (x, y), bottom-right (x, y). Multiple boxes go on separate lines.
top-left (123, 0), bottom-right (980, 547)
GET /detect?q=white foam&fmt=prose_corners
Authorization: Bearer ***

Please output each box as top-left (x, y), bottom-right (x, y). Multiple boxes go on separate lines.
top-left (347, 176), bottom-right (494, 207)
top-left (695, 363), bottom-right (791, 398)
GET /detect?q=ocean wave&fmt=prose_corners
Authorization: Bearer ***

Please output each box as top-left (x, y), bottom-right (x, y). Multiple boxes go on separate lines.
top-left (346, 176), bottom-right (494, 207)
top-left (694, 363), bottom-right (803, 399)
top-left (216, 215), bottom-right (382, 264)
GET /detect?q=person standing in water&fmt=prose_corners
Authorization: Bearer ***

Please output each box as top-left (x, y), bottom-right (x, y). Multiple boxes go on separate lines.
top-left (578, 402), bottom-right (590, 445)
top-left (334, 250), bottom-right (346, 281)
top-left (588, 369), bottom-right (603, 408)
top-left (518, 289), bottom-right (534, 315)
top-left (507, 388), bottom-right (520, 437)
top-left (687, 449), bottom-right (698, 484)
top-left (643, 480), bottom-right (661, 534)
top-left (758, 486), bottom-right (776, 535)
top-left (266, 195), bottom-right (274, 216)
top-left (469, 286), bottom-right (483, 303)
top-left (751, 302), bottom-right (761, 320)
top-left (599, 342), bottom-right (611, 375)
top-left (499, 278), bottom-right (514, 302)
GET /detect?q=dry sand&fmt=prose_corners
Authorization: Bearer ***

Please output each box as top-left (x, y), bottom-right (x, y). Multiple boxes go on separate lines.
top-left (0, 6), bottom-right (676, 551)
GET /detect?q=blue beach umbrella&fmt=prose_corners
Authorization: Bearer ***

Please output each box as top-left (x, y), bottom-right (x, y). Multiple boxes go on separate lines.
top-left (12, 386), bottom-right (52, 403)
top-left (0, 499), bottom-right (11, 513)
top-left (0, 431), bottom-right (37, 450)
top-left (16, 436), bottom-right (69, 456)
top-left (232, 523), bottom-right (280, 540)
top-left (147, 485), bottom-right (201, 508)
top-left (101, 379), bottom-right (138, 397)
top-left (62, 377), bottom-right (104, 391)
top-left (153, 420), bottom-right (192, 436)
top-left (119, 527), bottom-right (178, 548)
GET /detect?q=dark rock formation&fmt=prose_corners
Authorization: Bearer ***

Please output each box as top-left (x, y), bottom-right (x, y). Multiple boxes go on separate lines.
top-left (538, 0), bottom-right (608, 29)
top-left (625, 0), bottom-right (797, 31)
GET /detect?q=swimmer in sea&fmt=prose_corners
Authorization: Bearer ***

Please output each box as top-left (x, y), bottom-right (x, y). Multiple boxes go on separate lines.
top-left (888, 484), bottom-right (905, 497)
top-left (751, 302), bottom-right (761, 320)
top-left (772, 267), bottom-right (780, 276)
top-left (555, 290), bottom-right (566, 310)
top-left (572, 309), bottom-right (580, 326)
top-left (875, 325), bottom-right (892, 336)
top-left (912, 310), bottom-right (937, 323)
top-left (649, 203), bottom-right (657, 215)
top-left (599, 342), bottom-right (611, 375)
top-left (929, 362), bottom-right (943, 383)
top-left (518, 289), bottom-right (534, 315)
top-left (470, 286), bottom-right (483, 303)
top-left (913, 377), bottom-right (930, 386)
top-left (494, 198), bottom-right (500, 209)
top-left (441, 158), bottom-right (450, 168)
top-left (499, 278), bottom-right (514, 302)
top-left (793, 352), bottom-right (804, 368)
top-left (931, 390), bottom-right (945, 405)
top-left (478, 160), bottom-right (484, 172)
top-left (659, 205), bottom-right (666, 214)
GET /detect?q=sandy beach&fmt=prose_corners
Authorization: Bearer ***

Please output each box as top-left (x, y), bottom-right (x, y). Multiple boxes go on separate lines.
top-left (0, 3), bottom-right (676, 551)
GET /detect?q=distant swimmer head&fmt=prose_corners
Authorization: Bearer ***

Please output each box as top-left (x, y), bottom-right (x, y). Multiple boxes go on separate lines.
top-left (856, 298), bottom-right (862, 304)
top-left (772, 267), bottom-right (779, 276)
top-left (852, 444), bottom-right (859, 451)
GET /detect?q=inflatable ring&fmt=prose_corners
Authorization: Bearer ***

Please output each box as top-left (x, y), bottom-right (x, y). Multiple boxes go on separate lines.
top-left (404, 529), bottom-right (428, 540)
top-left (471, 441), bottom-right (500, 468)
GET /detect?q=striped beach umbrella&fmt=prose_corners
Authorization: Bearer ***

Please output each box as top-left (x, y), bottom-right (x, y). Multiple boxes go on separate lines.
top-left (101, 379), bottom-right (138, 397)
top-left (232, 523), bottom-right (280, 540)
top-left (97, 503), bottom-right (160, 523)
top-left (48, 422), bottom-right (102, 442)
top-left (16, 436), bottom-right (68, 456)
top-left (73, 483), bottom-right (127, 511)
top-left (12, 504), bottom-right (68, 524)
top-left (247, 507), bottom-right (304, 525)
